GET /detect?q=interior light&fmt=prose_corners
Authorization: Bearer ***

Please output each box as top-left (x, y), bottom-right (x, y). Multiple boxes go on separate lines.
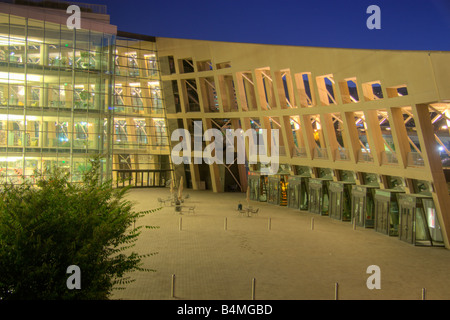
top-left (0, 72), bottom-right (42, 84)
top-left (315, 122), bottom-right (321, 130)
top-left (0, 157), bottom-right (23, 162)
top-left (0, 115), bottom-right (37, 121)
top-left (0, 35), bottom-right (43, 46)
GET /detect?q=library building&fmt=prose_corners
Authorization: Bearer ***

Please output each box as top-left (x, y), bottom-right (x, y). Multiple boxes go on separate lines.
top-left (1, 0), bottom-right (450, 251)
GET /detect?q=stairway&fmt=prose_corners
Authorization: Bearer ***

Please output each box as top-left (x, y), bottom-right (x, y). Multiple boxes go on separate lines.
top-left (280, 181), bottom-right (288, 206)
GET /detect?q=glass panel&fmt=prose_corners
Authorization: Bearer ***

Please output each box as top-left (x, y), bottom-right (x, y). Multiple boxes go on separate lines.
top-left (375, 200), bottom-right (389, 234)
top-left (342, 185), bottom-right (352, 221)
top-left (299, 178), bottom-right (308, 210)
top-left (366, 190), bottom-right (375, 227)
top-left (249, 177), bottom-right (259, 201)
top-left (423, 199), bottom-right (444, 244)
top-left (415, 208), bottom-right (429, 242)
top-left (268, 178), bottom-right (279, 205)
top-left (354, 196), bottom-right (365, 225)
top-left (329, 190), bottom-right (339, 219)
top-left (389, 199), bottom-right (399, 236)
top-left (322, 183), bottom-right (329, 215)
top-left (9, 16), bottom-right (25, 65)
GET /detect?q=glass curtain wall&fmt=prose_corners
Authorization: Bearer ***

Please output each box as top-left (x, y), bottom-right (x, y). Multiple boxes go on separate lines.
top-left (112, 35), bottom-right (172, 187)
top-left (0, 13), bottom-right (115, 183)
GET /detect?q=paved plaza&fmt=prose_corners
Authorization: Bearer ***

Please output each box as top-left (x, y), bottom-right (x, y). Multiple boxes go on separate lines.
top-left (111, 188), bottom-right (450, 300)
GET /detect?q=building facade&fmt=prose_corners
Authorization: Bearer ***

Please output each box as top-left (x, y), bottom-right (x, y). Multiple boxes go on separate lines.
top-left (0, 0), bottom-right (172, 187)
top-left (156, 38), bottom-right (450, 248)
top-left (1, 0), bottom-right (450, 250)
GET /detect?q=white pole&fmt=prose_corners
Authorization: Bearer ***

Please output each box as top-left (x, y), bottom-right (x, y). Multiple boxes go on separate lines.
top-left (311, 217), bottom-right (314, 230)
top-left (422, 288), bottom-right (426, 300)
top-left (268, 218), bottom-right (271, 231)
top-left (353, 218), bottom-right (356, 230)
top-left (224, 217), bottom-right (227, 230)
top-left (251, 278), bottom-right (256, 300)
top-left (335, 282), bottom-right (339, 300)
top-left (171, 274), bottom-right (175, 298)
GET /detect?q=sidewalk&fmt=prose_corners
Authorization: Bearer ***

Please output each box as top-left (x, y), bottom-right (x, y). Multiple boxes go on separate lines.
top-left (111, 188), bottom-right (450, 300)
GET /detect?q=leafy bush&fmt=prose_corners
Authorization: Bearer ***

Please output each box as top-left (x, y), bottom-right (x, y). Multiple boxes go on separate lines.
top-left (0, 159), bottom-right (160, 300)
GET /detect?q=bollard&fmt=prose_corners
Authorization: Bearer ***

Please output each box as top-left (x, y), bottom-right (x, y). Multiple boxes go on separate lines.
top-left (353, 218), bottom-right (356, 230)
top-left (335, 282), bottom-right (339, 300)
top-left (311, 217), bottom-right (314, 230)
top-left (251, 278), bottom-right (256, 300)
top-left (171, 274), bottom-right (175, 298)
top-left (268, 218), bottom-right (271, 231)
top-left (179, 217), bottom-right (182, 231)
top-left (422, 288), bottom-right (426, 300)
top-left (224, 217), bottom-right (227, 230)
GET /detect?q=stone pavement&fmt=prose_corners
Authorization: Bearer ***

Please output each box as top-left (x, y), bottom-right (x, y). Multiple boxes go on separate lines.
top-left (110, 188), bottom-right (450, 300)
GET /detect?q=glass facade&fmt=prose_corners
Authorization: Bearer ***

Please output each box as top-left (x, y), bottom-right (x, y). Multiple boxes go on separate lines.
top-left (111, 35), bottom-right (172, 187)
top-left (0, 11), bottom-right (172, 185)
top-left (0, 13), bottom-right (114, 183)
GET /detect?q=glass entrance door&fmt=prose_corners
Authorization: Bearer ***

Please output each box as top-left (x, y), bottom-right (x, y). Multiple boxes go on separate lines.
top-left (299, 178), bottom-right (309, 210)
top-left (375, 200), bottom-right (389, 235)
top-left (423, 199), bottom-right (444, 246)
top-left (399, 207), bottom-right (414, 243)
top-left (375, 190), bottom-right (402, 236)
top-left (308, 179), bottom-right (330, 215)
top-left (329, 182), bottom-right (352, 221)
top-left (249, 177), bottom-right (259, 201)
top-left (351, 185), bottom-right (377, 228)
top-left (288, 182), bottom-right (299, 209)
top-left (309, 187), bottom-right (321, 214)
top-left (268, 178), bottom-right (280, 205)
top-left (329, 189), bottom-right (342, 220)
top-left (365, 189), bottom-right (375, 227)
top-left (352, 195), bottom-right (365, 226)
top-left (398, 195), bottom-right (444, 247)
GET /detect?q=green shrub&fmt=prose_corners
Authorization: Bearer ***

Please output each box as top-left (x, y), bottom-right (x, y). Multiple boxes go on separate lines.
top-left (0, 159), bottom-right (160, 300)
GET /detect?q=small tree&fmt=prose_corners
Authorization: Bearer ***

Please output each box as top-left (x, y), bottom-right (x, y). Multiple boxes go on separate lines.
top-left (0, 159), bottom-right (160, 300)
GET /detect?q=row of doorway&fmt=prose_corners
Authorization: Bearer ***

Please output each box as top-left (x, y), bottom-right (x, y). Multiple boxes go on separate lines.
top-left (248, 174), bottom-right (444, 247)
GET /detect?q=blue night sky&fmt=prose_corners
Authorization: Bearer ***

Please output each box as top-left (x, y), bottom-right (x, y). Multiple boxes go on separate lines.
top-left (80, 0), bottom-right (450, 51)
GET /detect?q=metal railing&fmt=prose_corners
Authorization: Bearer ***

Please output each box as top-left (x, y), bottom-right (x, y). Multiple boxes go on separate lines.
top-left (335, 148), bottom-right (350, 161)
top-left (292, 146), bottom-right (307, 158)
top-left (113, 169), bottom-right (172, 188)
top-left (313, 147), bottom-right (328, 160)
top-left (358, 150), bottom-right (374, 163)
top-left (407, 151), bottom-right (425, 167)
top-left (381, 151), bottom-right (398, 165)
